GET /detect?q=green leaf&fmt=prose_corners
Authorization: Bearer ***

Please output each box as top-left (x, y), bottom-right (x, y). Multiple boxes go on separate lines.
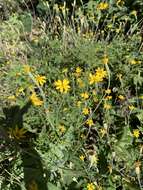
top-left (19, 13), bottom-right (32, 33)
top-left (47, 183), bottom-right (61, 190)
top-left (137, 110), bottom-right (143, 123)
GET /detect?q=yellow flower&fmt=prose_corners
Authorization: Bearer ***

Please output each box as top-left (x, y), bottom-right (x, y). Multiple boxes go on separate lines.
top-left (81, 92), bottom-right (89, 99)
top-left (131, 10), bottom-right (137, 17)
top-left (54, 79), bottom-right (70, 93)
top-left (86, 119), bottom-right (94, 127)
top-left (79, 155), bottom-right (85, 161)
top-left (102, 55), bottom-right (109, 64)
top-left (16, 87), bottom-right (25, 96)
top-left (75, 67), bottom-right (82, 77)
top-left (129, 59), bottom-right (140, 65)
top-left (104, 103), bottom-right (112, 110)
top-left (59, 125), bottom-right (66, 133)
top-left (82, 108), bottom-right (89, 115)
top-left (129, 105), bottom-right (135, 111)
top-left (9, 126), bottom-right (27, 140)
top-left (93, 97), bottom-right (98, 103)
top-left (89, 73), bottom-right (97, 85)
top-left (130, 59), bottom-right (137, 65)
top-left (23, 65), bottom-right (31, 73)
top-left (35, 75), bottom-right (46, 86)
top-left (96, 67), bottom-right (107, 78)
top-left (18, 87), bottom-right (24, 93)
top-left (105, 89), bottom-right (111, 94)
top-left (87, 183), bottom-right (95, 190)
top-left (28, 180), bottom-right (38, 190)
top-left (133, 129), bottom-right (140, 138)
top-left (89, 68), bottom-right (107, 84)
top-left (118, 95), bottom-right (125, 100)
top-left (105, 96), bottom-right (112, 100)
top-left (30, 92), bottom-right (43, 106)
top-left (97, 2), bottom-right (109, 10)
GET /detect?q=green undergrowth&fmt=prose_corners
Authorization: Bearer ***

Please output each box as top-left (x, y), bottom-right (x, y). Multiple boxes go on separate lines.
top-left (0, 0), bottom-right (143, 190)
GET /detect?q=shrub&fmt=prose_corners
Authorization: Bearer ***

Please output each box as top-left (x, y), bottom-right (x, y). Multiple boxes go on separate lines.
top-left (0, 1), bottom-right (143, 190)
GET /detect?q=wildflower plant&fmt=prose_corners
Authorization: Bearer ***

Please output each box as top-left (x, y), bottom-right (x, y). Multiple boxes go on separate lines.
top-left (0, 0), bottom-right (143, 190)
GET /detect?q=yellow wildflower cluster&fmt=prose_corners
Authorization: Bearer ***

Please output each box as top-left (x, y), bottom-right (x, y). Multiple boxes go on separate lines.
top-left (89, 68), bottom-right (107, 85)
top-left (54, 79), bottom-right (70, 93)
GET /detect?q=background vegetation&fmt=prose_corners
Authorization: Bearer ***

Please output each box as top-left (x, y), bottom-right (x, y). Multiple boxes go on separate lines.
top-left (0, 0), bottom-right (143, 190)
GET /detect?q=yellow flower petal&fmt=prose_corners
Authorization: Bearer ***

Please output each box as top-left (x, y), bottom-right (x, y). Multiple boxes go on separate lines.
top-left (30, 92), bottom-right (43, 106)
